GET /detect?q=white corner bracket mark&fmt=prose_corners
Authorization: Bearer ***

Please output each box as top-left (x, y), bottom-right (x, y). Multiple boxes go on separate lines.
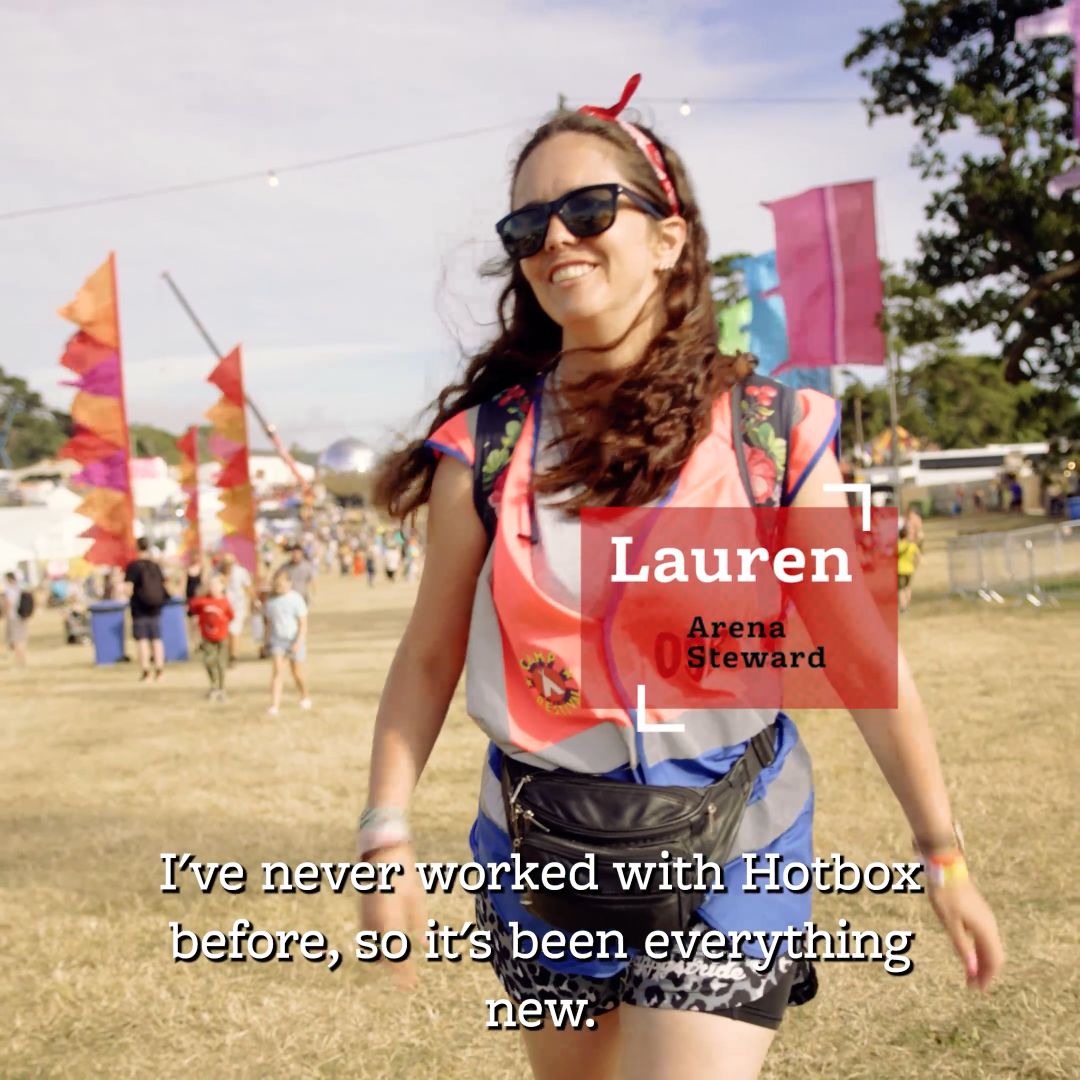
top-left (636, 683), bottom-right (685, 733)
top-left (823, 482), bottom-right (872, 532)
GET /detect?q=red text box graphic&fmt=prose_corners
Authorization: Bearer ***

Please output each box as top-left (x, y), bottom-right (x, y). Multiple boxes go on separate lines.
top-left (579, 507), bottom-right (898, 711)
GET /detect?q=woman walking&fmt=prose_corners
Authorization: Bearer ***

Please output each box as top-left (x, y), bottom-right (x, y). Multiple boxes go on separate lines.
top-left (361, 76), bottom-right (1002, 1079)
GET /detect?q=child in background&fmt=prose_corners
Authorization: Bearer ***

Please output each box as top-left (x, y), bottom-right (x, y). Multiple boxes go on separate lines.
top-left (897, 522), bottom-right (920, 614)
top-left (187, 576), bottom-right (234, 701)
top-left (264, 568), bottom-right (311, 716)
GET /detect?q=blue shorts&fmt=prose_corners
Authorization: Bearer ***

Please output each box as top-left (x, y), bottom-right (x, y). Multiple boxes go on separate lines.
top-left (269, 638), bottom-right (306, 662)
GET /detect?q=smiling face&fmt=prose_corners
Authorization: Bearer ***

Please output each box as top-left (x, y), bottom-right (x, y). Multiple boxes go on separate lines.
top-left (511, 132), bottom-right (684, 350)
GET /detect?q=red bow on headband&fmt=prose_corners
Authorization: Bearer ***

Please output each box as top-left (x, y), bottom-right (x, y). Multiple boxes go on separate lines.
top-left (577, 74), bottom-right (680, 216)
top-left (578, 73), bottom-right (643, 122)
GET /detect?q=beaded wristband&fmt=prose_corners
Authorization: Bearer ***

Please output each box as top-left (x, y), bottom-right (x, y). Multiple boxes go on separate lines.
top-left (357, 807), bottom-right (410, 859)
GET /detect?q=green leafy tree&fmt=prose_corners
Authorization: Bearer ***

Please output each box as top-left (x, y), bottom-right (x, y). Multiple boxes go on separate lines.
top-left (130, 424), bottom-right (182, 465)
top-left (288, 443), bottom-right (320, 468)
top-left (842, 351), bottom-right (1079, 449)
top-left (1, 365), bottom-right (71, 468)
top-left (709, 253), bottom-right (753, 309)
top-left (846, 0), bottom-right (1080, 387)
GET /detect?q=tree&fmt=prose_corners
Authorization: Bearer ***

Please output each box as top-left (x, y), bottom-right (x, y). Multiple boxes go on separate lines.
top-left (846, 1), bottom-right (1080, 388)
top-left (130, 424), bottom-right (182, 465)
top-left (2, 365), bottom-right (184, 469)
top-left (288, 443), bottom-right (320, 468)
top-left (709, 252), bottom-right (753, 309)
top-left (841, 351), bottom-right (1079, 450)
top-left (1, 366), bottom-right (71, 469)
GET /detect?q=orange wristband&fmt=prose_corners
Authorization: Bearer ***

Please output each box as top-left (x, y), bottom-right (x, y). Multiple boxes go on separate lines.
top-left (925, 850), bottom-right (969, 888)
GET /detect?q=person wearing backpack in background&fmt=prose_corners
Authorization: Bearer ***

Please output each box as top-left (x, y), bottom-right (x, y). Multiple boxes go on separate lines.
top-left (2, 570), bottom-right (31, 668)
top-left (124, 537), bottom-right (170, 682)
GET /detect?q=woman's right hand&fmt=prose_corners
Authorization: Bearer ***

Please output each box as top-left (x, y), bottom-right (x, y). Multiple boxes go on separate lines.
top-left (358, 842), bottom-right (428, 989)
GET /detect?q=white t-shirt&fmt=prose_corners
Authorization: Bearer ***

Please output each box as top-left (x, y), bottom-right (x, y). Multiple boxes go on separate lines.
top-left (226, 565), bottom-right (252, 612)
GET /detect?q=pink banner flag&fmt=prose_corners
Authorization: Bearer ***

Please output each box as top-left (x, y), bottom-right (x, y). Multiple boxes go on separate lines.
top-left (61, 353), bottom-right (122, 397)
top-left (221, 534), bottom-right (257, 574)
top-left (208, 433), bottom-right (243, 461)
top-left (72, 449), bottom-right (131, 492)
top-left (762, 180), bottom-right (886, 371)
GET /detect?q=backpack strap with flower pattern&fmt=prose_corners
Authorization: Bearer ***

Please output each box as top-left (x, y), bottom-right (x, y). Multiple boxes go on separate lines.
top-left (473, 373), bottom-right (798, 544)
top-left (473, 384), bottom-right (531, 543)
top-left (730, 373), bottom-right (798, 509)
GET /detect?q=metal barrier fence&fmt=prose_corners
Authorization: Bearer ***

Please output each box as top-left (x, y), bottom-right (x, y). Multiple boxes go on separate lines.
top-left (946, 521), bottom-right (1080, 605)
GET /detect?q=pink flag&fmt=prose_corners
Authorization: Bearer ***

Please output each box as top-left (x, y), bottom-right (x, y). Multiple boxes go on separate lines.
top-left (221, 534), bottom-right (257, 575)
top-left (61, 353), bottom-right (122, 397)
top-left (208, 433), bottom-right (243, 461)
top-left (72, 449), bottom-right (132, 492)
top-left (762, 180), bottom-right (886, 371)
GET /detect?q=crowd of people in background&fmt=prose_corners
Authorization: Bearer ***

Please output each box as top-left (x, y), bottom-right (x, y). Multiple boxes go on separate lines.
top-left (0, 504), bottom-right (426, 723)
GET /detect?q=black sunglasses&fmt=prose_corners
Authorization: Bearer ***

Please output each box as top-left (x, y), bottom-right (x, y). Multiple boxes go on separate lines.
top-left (495, 183), bottom-right (668, 261)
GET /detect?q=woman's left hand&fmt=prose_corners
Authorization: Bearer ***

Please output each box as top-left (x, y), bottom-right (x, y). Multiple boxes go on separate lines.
top-left (927, 878), bottom-right (1004, 991)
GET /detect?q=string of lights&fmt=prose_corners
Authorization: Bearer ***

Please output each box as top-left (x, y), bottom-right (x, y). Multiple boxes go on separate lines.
top-left (1, 94), bottom-right (863, 223)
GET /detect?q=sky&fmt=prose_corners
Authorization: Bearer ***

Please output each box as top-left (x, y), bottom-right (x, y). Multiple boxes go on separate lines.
top-left (1, 0), bottom-right (926, 453)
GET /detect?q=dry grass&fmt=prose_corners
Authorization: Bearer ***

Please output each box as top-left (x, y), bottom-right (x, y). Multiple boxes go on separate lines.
top-left (2, 527), bottom-right (1079, 1079)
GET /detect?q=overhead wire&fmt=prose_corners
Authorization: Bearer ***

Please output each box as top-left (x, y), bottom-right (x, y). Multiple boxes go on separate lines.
top-left (1, 94), bottom-right (864, 223)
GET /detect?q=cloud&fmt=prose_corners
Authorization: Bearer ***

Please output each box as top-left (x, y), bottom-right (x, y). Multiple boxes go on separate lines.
top-left (3, 0), bottom-right (925, 450)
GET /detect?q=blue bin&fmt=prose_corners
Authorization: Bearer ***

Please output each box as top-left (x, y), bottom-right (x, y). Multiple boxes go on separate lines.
top-left (1068, 496), bottom-right (1080, 521)
top-left (89, 601), bottom-right (129, 665)
top-left (161, 596), bottom-right (190, 662)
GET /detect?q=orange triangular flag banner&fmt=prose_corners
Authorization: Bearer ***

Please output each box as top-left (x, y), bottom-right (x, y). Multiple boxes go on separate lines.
top-left (57, 258), bottom-right (119, 348)
top-left (76, 488), bottom-right (129, 523)
top-left (205, 398), bottom-right (246, 444)
top-left (175, 424), bottom-right (201, 563)
top-left (71, 393), bottom-right (127, 450)
top-left (204, 345), bottom-right (256, 575)
top-left (56, 254), bottom-right (135, 567)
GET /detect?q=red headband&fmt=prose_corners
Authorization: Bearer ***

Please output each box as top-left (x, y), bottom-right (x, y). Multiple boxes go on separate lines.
top-left (578, 73), bottom-right (681, 216)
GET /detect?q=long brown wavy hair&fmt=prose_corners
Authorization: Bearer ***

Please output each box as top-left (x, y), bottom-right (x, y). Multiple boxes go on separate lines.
top-left (375, 109), bottom-right (753, 517)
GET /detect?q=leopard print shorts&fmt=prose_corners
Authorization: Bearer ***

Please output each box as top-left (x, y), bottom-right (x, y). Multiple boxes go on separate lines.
top-left (474, 889), bottom-right (812, 1030)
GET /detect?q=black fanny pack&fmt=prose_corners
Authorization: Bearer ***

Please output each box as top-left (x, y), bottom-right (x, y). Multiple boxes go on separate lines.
top-left (499, 726), bottom-right (776, 950)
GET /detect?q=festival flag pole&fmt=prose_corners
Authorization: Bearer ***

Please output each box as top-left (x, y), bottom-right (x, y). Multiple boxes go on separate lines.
top-left (56, 252), bottom-right (137, 566)
top-left (885, 343), bottom-right (902, 470)
top-left (108, 253), bottom-right (138, 550)
top-left (176, 425), bottom-right (202, 565)
top-left (205, 347), bottom-right (258, 580)
top-left (160, 271), bottom-right (311, 495)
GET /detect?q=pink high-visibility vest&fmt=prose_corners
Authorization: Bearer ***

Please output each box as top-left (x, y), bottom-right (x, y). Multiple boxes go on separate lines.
top-left (427, 374), bottom-right (839, 975)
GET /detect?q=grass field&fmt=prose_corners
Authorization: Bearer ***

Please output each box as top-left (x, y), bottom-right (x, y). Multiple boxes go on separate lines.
top-left (2, 523), bottom-right (1079, 1079)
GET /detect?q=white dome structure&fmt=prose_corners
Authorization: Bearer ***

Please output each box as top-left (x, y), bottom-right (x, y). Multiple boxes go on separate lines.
top-left (318, 438), bottom-right (376, 475)
top-left (318, 438), bottom-right (377, 502)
